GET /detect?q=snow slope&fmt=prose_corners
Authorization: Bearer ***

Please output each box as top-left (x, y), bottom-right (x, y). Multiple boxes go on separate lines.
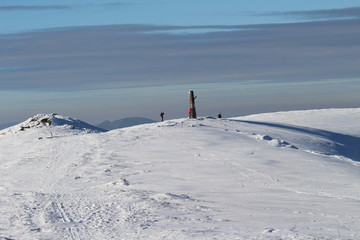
top-left (1, 109), bottom-right (360, 239)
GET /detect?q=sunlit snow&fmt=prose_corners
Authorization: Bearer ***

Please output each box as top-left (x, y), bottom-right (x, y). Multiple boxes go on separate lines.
top-left (1, 109), bottom-right (360, 239)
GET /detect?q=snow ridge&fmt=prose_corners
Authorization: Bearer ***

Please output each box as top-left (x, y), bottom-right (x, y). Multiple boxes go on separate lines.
top-left (232, 119), bottom-right (360, 162)
top-left (0, 113), bottom-right (106, 135)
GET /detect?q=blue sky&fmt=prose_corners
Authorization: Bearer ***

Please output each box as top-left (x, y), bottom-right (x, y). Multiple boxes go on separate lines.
top-left (1, 1), bottom-right (360, 124)
top-left (2, 0), bottom-right (360, 33)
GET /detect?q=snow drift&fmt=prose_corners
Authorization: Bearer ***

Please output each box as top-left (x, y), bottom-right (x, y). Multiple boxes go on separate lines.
top-left (1, 109), bottom-right (360, 240)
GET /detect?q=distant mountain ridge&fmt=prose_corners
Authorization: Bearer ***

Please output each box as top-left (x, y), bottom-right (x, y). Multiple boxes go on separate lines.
top-left (97, 117), bottom-right (156, 130)
top-left (0, 122), bottom-right (18, 130)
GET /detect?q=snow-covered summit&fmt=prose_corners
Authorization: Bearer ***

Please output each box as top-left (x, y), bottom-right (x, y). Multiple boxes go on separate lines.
top-left (0, 113), bottom-right (106, 135)
top-left (1, 108), bottom-right (360, 239)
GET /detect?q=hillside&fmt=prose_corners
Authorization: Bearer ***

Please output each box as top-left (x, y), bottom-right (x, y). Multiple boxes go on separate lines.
top-left (1, 109), bottom-right (360, 239)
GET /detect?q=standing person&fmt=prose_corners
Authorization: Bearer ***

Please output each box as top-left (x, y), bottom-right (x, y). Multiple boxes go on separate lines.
top-left (160, 112), bottom-right (164, 121)
top-left (218, 113), bottom-right (222, 118)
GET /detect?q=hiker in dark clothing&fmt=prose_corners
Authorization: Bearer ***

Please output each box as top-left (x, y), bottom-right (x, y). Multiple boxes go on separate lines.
top-left (160, 112), bottom-right (164, 121)
top-left (218, 113), bottom-right (222, 118)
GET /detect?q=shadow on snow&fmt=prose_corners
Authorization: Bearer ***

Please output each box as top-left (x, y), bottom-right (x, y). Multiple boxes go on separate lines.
top-left (231, 120), bottom-right (360, 162)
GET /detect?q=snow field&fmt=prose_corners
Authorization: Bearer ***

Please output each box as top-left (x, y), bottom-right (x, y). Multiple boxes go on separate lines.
top-left (1, 109), bottom-right (360, 239)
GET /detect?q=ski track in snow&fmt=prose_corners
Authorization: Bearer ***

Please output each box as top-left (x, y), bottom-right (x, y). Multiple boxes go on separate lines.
top-left (1, 110), bottom-right (360, 239)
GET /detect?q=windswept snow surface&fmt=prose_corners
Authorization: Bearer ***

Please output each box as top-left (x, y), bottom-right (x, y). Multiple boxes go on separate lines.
top-left (1, 109), bottom-right (360, 239)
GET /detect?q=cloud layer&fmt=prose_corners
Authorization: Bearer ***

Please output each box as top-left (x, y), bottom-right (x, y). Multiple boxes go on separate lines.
top-left (1, 7), bottom-right (360, 92)
top-left (273, 6), bottom-right (360, 20)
